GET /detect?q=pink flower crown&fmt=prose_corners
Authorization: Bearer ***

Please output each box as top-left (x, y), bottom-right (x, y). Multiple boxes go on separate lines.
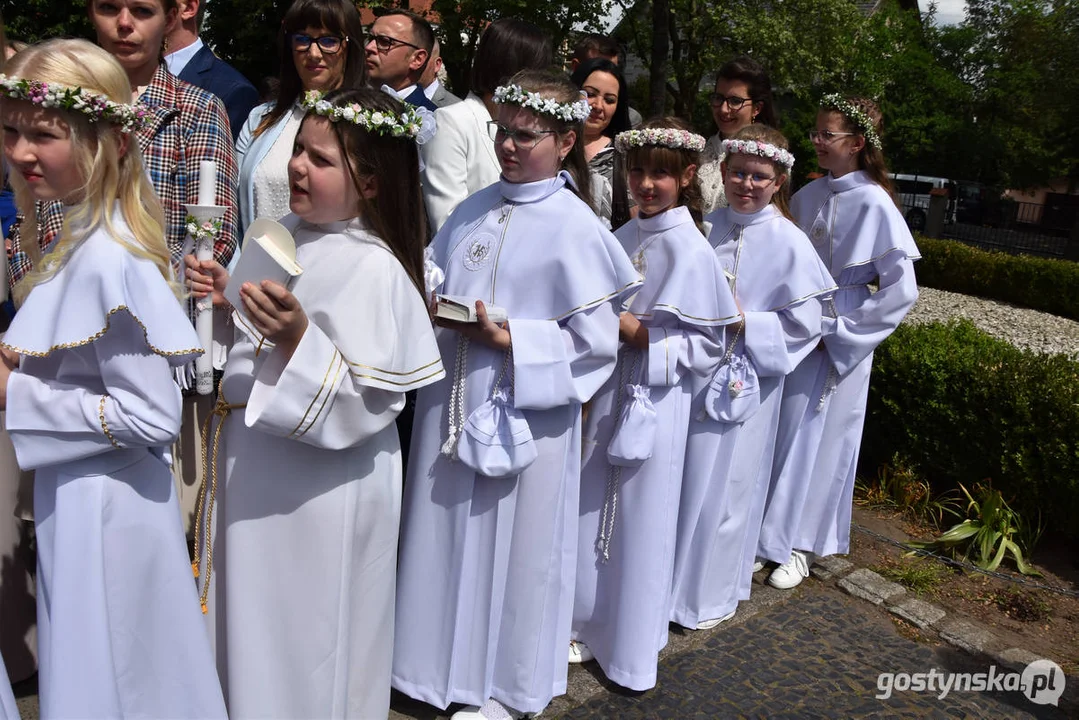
top-left (0, 74), bottom-right (149, 132)
top-left (614, 127), bottom-right (707, 153)
top-left (721, 138), bottom-right (795, 170)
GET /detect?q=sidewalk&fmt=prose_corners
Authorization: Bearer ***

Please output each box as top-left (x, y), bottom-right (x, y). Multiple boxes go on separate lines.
top-left (391, 569), bottom-right (1079, 719)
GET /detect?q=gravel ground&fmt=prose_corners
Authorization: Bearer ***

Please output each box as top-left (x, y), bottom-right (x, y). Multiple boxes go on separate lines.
top-left (904, 286), bottom-right (1079, 358)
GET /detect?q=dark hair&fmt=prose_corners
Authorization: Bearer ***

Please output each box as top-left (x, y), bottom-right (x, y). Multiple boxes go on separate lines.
top-left (309, 87), bottom-right (427, 298)
top-left (470, 18), bottom-right (552, 98)
top-left (374, 8), bottom-right (435, 54)
top-left (725, 124), bottom-right (795, 222)
top-left (571, 33), bottom-right (620, 64)
top-left (822, 95), bottom-right (896, 199)
top-left (624, 117), bottom-right (705, 228)
top-left (716, 56), bottom-right (777, 129)
top-left (570, 57), bottom-right (631, 140)
top-left (506, 69), bottom-right (592, 209)
top-left (254, 0), bottom-right (366, 139)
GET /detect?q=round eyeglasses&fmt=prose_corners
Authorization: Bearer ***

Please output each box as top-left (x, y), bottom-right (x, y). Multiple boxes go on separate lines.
top-left (487, 121), bottom-right (557, 149)
top-left (809, 130), bottom-right (858, 143)
top-left (709, 93), bottom-right (753, 111)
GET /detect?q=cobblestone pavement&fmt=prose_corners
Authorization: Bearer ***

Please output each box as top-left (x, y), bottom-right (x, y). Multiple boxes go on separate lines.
top-left (391, 579), bottom-right (1078, 719)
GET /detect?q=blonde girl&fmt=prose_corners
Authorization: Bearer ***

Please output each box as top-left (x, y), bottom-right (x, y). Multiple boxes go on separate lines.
top-left (0, 39), bottom-right (225, 717)
top-left (758, 95), bottom-right (919, 590)
top-left (670, 123), bottom-right (835, 629)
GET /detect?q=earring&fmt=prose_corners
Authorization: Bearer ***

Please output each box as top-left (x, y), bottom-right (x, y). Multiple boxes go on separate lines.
top-left (163, 36), bottom-right (170, 53)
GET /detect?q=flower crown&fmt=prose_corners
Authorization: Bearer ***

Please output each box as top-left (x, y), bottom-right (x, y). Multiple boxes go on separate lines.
top-left (820, 93), bottom-right (882, 150)
top-left (614, 127), bottom-right (706, 153)
top-left (722, 138), bottom-right (796, 170)
top-left (492, 84), bottom-right (591, 123)
top-left (301, 90), bottom-right (428, 142)
top-left (0, 74), bottom-right (148, 132)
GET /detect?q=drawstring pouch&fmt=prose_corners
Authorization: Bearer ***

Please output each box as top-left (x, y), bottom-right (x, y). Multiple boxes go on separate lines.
top-left (704, 321), bottom-right (761, 423)
top-left (455, 347), bottom-right (537, 478)
top-left (606, 350), bottom-right (656, 466)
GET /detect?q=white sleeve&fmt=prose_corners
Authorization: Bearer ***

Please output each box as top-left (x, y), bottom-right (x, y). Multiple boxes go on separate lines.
top-left (509, 302), bottom-right (620, 410)
top-left (823, 253), bottom-right (918, 376)
top-left (743, 297), bottom-right (825, 377)
top-left (420, 109), bottom-right (470, 233)
top-left (243, 320), bottom-right (404, 450)
top-left (5, 317), bottom-right (184, 469)
top-left (644, 319), bottom-right (725, 387)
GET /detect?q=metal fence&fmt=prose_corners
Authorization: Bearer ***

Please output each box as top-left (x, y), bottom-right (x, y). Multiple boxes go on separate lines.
top-left (900, 199), bottom-right (1075, 260)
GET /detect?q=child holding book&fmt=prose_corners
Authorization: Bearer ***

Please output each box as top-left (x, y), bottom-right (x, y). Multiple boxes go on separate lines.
top-left (670, 124), bottom-right (834, 630)
top-left (392, 70), bottom-right (640, 720)
top-left (185, 88), bottom-right (444, 718)
top-left (569, 118), bottom-right (739, 690)
top-left (758, 95), bottom-right (919, 590)
top-left (0, 39), bottom-right (225, 717)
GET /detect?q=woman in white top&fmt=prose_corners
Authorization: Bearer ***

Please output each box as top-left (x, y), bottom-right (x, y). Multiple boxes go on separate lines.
top-left (235, 0), bottom-right (366, 233)
top-left (420, 18), bottom-right (552, 232)
top-left (697, 56), bottom-right (778, 215)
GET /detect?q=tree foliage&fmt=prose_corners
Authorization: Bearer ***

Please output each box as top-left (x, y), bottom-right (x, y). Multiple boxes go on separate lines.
top-left (0, 0), bottom-right (93, 44)
top-left (202, 0), bottom-right (293, 87)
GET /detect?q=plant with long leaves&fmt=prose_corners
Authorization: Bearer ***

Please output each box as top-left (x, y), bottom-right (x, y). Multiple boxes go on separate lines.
top-left (906, 482), bottom-right (1040, 576)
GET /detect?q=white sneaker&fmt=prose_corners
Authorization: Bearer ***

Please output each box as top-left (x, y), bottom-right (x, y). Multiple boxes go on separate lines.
top-left (452, 698), bottom-right (534, 719)
top-left (751, 558), bottom-right (765, 573)
top-left (696, 609), bottom-right (736, 630)
top-left (767, 550), bottom-right (811, 589)
top-left (568, 640), bottom-right (594, 664)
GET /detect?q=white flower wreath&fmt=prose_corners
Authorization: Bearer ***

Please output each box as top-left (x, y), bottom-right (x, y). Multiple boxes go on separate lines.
top-left (721, 138), bottom-right (796, 170)
top-left (492, 84), bottom-right (591, 123)
top-left (820, 93), bottom-right (883, 150)
top-left (614, 127), bottom-right (707, 153)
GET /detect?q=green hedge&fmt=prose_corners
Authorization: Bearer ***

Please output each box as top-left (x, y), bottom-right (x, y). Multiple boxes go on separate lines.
top-left (862, 319), bottom-right (1079, 540)
top-left (916, 236), bottom-right (1079, 321)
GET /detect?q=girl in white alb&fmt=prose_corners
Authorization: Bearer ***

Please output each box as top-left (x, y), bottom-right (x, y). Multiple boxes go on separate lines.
top-left (758, 95), bottom-right (919, 590)
top-left (669, 125), bottom-right (835, 630)
top-left (0, 40), bottom-right (226, 718)
top-left (185, 88), bottom-right (444, 718)
top-left (393, 70), bottom-right (640, 720)
top-left (569, 119), bottom-right (739, 691)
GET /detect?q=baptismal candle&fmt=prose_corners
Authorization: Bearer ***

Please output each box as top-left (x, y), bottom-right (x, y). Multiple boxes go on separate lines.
top-left (197, 160), bottom-right (217, 206)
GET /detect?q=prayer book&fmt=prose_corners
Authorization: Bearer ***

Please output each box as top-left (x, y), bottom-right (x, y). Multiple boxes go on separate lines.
top-left (434, 294), bottom-right (508, 324)
top-left (225, 219), bottom-right (303, 314)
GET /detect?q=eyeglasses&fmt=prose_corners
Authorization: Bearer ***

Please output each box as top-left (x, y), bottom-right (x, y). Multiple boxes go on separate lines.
top-left (291, 34), bottom-right (346, 54)
top-left (727, 170), bottom-right (777, 187)
top-left (709, 93), bottom-right (753, 111)
top-left (809, 130), bottom-right (858, 143)
top-left (368, 33), bottom-right (421, 54)
top-left (487, 121), bottom-right (557, 149)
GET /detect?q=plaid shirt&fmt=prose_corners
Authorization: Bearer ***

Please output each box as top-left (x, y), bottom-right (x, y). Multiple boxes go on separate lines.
top-left (7, 64), bottom-right (238, 285)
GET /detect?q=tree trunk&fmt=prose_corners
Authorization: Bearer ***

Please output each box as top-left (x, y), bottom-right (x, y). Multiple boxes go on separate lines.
top-left (649, 0), bottom-right (669, 116)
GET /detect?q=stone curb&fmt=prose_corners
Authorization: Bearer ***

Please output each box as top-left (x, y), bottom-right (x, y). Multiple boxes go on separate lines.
top-left (809, 555), bottom-right (1058, 670)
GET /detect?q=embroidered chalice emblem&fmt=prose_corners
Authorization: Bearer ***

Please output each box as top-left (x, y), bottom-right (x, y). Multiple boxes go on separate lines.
top-left (463, 233), bottom-right (495, 271)
top-left (810, 223), bottom-right (827, 244)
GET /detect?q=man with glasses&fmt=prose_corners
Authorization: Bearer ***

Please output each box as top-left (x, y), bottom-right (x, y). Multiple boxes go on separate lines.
top-left (365, 8), bottom-right (438, 111)
top-left (164, 0), bottom-right (259, 141)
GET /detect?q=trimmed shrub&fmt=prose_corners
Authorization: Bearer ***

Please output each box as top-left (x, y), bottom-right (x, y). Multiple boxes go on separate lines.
top-left (862, 319), bottom-right (1079, 540)
top-left (916, 237), bottom-right (1079, 320)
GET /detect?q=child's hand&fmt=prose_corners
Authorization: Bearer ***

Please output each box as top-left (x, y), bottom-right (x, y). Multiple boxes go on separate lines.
top-left (184, 255), bottom-right (230, 307)
top-left (240, 280), bottom-right (308, 355)
top-left (436, 300), bottom-right (511, 350)
top-left (619, 312), bottom-right (648, 349)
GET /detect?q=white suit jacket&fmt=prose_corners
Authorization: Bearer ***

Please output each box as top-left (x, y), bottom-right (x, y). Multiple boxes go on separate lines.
top-left (419, 92), bottom-right (501, 232)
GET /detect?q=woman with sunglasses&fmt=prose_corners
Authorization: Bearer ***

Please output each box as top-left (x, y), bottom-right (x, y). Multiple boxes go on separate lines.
top-left (235, 0), bottom-right (365, 233)
top-left (697, 56), bottom-right (778, 215)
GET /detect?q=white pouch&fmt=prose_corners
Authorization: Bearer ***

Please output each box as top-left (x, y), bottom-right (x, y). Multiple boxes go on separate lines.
top-left (704, 321), bottom-right (761, 423)
top-left (606, 350), bottom-right (657, 466)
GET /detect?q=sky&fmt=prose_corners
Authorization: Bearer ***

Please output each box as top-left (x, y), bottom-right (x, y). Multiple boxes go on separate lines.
top-left (919, 0), bottom-right (968, 25)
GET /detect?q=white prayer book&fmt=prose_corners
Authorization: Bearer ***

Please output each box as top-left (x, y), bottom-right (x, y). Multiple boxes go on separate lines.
top-left (434, 294), bottom-right (508, 323)
top-left (225, 218), bottom-right (303, 314)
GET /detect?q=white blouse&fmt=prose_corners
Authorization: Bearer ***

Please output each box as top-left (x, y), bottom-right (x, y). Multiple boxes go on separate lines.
top-left (250, 104), bottom-right (305, 224)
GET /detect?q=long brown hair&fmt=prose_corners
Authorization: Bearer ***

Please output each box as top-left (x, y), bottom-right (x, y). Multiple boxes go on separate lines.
top-left (824, 95), bottom-right (896, 199)
top-left (623, 117), bottom-right (705, 229)
top-left (508, 69), bottom-right (593, 210)
top-left (313, 88), bottom-right (426, 298)
top-left (254, 0), bottom-right (366, 139)
top-left (725, 124), bottom-right (795, 222)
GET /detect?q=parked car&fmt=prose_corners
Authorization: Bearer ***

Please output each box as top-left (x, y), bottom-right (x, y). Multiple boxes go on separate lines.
top-left (889, 173), bottom-right (956, 231)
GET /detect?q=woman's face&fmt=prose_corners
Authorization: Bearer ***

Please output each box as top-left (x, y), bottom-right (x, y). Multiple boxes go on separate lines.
top-left (581, 70), bottom-right (619, 139)
top-left (89, 0), bottom-right (175, 78)
top-left (710, 78), bottom-right (760, 139)
top-left (292, 25), bottom-right (349, 92)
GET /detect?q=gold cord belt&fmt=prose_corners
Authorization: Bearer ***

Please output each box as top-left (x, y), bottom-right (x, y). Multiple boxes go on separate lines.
top-left (191, 384), bottom-right (245, 614)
